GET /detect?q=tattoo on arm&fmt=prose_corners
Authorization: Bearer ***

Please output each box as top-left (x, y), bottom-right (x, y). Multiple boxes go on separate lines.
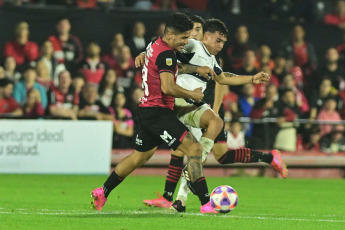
top-left (178, 63), bottom-right (198, 74)
top-left (224, 72), bottom-right (238, 78)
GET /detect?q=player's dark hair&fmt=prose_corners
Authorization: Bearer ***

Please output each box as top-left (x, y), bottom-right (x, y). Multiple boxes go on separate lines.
top-left (164, 12), bottom-right (194, 35)
top-left (204, 19), bottom-right (228, 37)
top-left (190, 15), bottom-right (205, 28)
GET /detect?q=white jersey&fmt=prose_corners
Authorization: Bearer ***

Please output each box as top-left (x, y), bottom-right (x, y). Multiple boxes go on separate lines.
top-left (176, 39), bottom-right (222, 92)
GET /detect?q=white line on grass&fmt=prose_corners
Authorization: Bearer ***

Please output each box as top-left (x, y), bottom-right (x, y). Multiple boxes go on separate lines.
top-left (0, 208), bottom-right (344, 223)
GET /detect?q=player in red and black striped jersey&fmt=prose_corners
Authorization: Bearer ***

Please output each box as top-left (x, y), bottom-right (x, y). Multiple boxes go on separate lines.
top-left (91, 12), bottom-right (217, 214)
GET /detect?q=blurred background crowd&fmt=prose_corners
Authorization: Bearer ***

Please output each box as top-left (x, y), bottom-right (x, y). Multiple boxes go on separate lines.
top-left (1, 0), bottom-right (345, 153)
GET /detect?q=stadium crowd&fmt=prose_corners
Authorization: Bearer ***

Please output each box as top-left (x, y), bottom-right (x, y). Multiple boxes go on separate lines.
top-left (1, 0), bottom-right (345, 153)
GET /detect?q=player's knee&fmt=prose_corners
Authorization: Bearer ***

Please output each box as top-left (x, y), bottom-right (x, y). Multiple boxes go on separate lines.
top-left (209, 116), bottom-right (224, 132)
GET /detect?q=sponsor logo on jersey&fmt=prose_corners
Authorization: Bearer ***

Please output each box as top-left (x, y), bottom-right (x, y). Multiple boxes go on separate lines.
top-left (166, 58), bottom-right (172, 66)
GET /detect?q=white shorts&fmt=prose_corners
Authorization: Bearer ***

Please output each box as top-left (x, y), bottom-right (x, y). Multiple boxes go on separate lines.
top-left (174, 98), bottom-right (210, 129)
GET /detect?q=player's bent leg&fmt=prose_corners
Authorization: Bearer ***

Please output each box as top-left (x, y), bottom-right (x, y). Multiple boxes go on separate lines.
top-left (91, 147), bottom-right (157, 211)
top-left (212, 143), bottom-right (229, 159)
top-left (177, 132), bottom-right (215, 212)
top-left (215, 147), bottom-right (288, 178)
top-left (199, 109), bottom-right (224, 140)
top-left (198, 110), bottom-right (224, 162)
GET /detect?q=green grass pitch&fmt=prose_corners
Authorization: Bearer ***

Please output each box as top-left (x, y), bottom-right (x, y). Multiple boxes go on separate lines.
top-left (0, 174), bottom-right (344, 230)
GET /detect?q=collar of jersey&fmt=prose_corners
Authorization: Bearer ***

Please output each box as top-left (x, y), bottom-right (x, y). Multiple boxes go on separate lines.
top-left (201, 42), bottom-right (211, 57)
top-left (159, 37), bottom-right (173, 50)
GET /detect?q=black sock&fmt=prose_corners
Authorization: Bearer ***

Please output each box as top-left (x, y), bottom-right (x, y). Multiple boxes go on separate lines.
top-left (163, 155), bottom-right (184, 201)
top-left (217, 148), bottom-right (273, 164)
top-left (190, 177), bottom-right (210, 206)
top-left (102, 171), bottom-right (124, 198)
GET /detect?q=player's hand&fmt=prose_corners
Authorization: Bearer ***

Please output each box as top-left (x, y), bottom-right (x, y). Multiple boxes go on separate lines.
top-left (135, 52), bottom-right (146, 68)
top-left (252, 72), bottom-right (270, 84)
top-left (196, 66), bottom-right (217, 80)
top-left (191, 87), bottom-right (204, 102)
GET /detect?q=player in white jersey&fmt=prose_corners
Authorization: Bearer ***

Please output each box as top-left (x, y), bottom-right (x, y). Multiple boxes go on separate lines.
top-left (136, 18), bottom-right (287, 212)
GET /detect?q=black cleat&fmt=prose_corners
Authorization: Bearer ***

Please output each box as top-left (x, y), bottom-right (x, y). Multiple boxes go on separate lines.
top-left (170, 200), bottom-right (186, 213)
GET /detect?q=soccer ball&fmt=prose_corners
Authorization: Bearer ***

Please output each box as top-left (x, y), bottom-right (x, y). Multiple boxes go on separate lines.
top-left (210, 185), bottom-right (238, 213)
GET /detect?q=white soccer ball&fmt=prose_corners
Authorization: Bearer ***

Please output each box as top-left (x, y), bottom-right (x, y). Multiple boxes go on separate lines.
top-left (210, 185), bottom-right (238, 213)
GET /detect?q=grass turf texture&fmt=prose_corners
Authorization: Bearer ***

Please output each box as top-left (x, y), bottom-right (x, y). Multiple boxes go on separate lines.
top-left (0, 175), bottom-right (344, 230)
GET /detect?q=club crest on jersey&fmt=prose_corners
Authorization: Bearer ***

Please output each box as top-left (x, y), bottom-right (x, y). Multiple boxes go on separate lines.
top-left (166, 58), bottom-right (172, 66)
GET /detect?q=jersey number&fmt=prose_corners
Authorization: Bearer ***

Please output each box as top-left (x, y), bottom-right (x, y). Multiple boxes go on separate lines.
top-left (142, 65), bottom-right (149, 96)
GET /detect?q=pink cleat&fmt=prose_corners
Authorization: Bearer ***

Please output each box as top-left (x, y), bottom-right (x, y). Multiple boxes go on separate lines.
top-left (143, 193), bottom-right (172, 208)
top-left (200, 201), bottom-right (218, 214)
top-left (91, 187), bottom-right (107, 211)
top-left (270, 150), bottom-right (288, 178)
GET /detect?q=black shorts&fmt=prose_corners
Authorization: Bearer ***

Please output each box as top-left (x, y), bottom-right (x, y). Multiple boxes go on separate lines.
top-left (134, 107), bottom-right (189, 152)
top-left (214, 105), bottom-right (227, 143)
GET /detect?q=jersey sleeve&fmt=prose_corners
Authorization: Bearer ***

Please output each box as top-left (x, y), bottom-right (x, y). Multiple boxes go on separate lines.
top-left (213, 57), bottom-right (223, 75)
top-left (155, 50), bottom-right (177, 75)
top-left (182, 39), bottom-right (197, 53)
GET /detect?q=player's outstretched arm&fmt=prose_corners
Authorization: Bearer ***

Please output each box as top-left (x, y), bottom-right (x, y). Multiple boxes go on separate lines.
top-left (215, 71), bottom-right (270, 85)
top-left (160, 72), bottom-right (204, 102)
top-left (178, 63), bottom-right (216, 80)
top-left (213, 81), bottom-right (227, 115)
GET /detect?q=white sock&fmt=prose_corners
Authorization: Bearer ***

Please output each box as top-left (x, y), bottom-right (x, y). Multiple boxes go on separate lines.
top-left (200, 137), bottom-right (214, 162)
top-left (176, 177), bottom-right (190, 206)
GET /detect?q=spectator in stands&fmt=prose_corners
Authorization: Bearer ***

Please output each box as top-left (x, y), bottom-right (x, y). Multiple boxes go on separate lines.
top-left (226, 119), bottom-right (245, 149)
top-left (79, 42), bottom-right (107, 85)
top-left (0, 67), bottom-right (5, 80)
top-left (272, 52), bottom-right (288, 84)
top-left (110, 92), bottom-right (134, 148)
top-left (152, 0), bottom-right (177, 10)
top-left (102, 33), bottom-right (126, 71)
top-left (47, 70), bottom-right (79, 120)
top-left (71, 73), bottom-right (85, 96)
top-left (250, 84), bottom-right (279, 149)
top-left (37, 40), bottom-right (66, 86)
top-left (13, 67), bottom-right (47, 109)
top-left (303, 125), bottom-right (321, 151)
top-left (3, 56), bottom-right (21, 83)
top-left (154, 23), bottom-right (166, 39)
top-left (113, 45), bottom-right (139, 91)
top-left (226, 25), bottom-right (257, 71)
top-left (324, 0), bottom-right (345, 30)
top-left (48, 18), bottom-right (83, 74)
top-left (279, 73), bottom-right (309, 115)
top-left (232, 49), bottom-right (258, 95)
top-left (22, 89), bottom-right (45, 118)
top-left (78, 83), bottom-right (113, 120)
top-left (280, 24), bottom-right (318, 83)
top-left (255, 44), bottom-right (274, 70)
top-left (0, 79), bottom-right (22, 116)
top-left (238, 84), bottom-right (258, 138)
top-left (274, 89), bottom-right (300, 151)
top-left (336, 31), bottom-right (345, 66)
top-left (317, 97), bottom-right (342, 137)
top-left (35, 60), bottom-right (51, 89)
top-left (132, 0), bottom-right (152, 10)
top-left (98, 69), bottom-right (123, 107)
top-left (316, 47), bottom-right (345, 91)
top-left (3, 21), bottom-right (39, 70)
top-left (126, 21), bottom-right (148, 58)
top-left (309, 78), bottom-right (340, 121)
top-left (320, 125), bottom-right (345, 153)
